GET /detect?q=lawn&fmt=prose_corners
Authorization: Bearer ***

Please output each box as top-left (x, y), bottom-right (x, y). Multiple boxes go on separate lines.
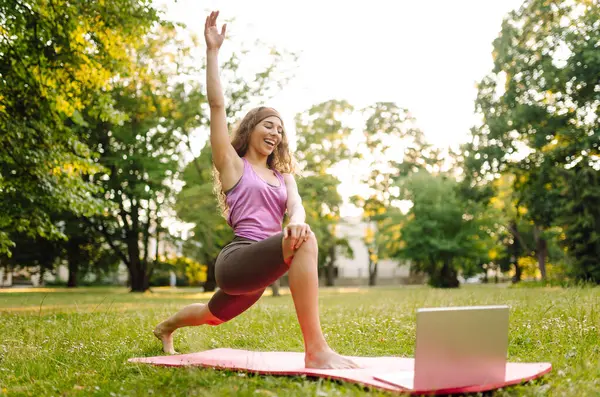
top-left (0, 284), bottom-right (598, 396)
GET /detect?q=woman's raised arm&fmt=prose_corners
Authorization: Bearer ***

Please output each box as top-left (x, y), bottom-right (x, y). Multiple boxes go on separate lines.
top-left (204, 11), bottom-right (241, 175)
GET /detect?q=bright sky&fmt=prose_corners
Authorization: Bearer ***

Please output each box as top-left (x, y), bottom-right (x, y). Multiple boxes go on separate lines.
top-left (157, 0), bottom-right (525, 219)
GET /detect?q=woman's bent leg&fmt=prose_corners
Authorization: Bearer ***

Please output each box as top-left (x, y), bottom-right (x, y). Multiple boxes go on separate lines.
top-left (208, 233), bottom-right (288, 320)
top-left (282, 232), bottom-right (359, 369)
top-left (154, 234), bottom-right (289, 354)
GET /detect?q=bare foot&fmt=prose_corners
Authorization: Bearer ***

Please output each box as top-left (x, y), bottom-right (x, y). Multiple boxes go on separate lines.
top-left (305, 348), bottom-right (360, 369)
top-left (153, 323), bottom-right (177, 355)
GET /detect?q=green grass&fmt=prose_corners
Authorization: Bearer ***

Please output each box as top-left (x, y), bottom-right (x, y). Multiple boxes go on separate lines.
top-left (0, 284), bottom-right (598, 396)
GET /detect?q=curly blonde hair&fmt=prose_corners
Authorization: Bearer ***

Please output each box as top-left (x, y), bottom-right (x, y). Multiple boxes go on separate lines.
top-left (213, 106), bottom-right (295, 218)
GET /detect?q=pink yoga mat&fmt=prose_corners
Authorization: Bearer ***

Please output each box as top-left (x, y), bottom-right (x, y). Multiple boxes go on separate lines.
top-left (129, 348), bottom-right (551, 395)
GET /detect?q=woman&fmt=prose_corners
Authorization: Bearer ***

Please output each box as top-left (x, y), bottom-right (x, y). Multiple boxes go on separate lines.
top-left (154, 11), bottom-right (358, 370)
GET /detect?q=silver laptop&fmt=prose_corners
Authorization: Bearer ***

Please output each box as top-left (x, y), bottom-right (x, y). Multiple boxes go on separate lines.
top-left (374, 305), bottom-right (509, 391)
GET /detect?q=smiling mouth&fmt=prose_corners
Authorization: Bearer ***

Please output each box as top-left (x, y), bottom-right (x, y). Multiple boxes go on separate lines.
top-left (264, 139), bottom-right (275, 148)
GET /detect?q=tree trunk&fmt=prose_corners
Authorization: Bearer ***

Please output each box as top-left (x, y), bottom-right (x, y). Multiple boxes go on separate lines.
top-left (126, 223), bottom-right (149, 292)
top-left (536, 238), bottom-right (548, 281)
top-left (0, 265), bottom-right (6, 287)
top-left (129, 263), bottom-right (150, 292)
top-left (435, 259), bottom-right (459, 288)
top-left (142, 207), bottom-right (152, 266)
top-left (325, 245), bottom-right (336, 286)
top-left (368, 260), bottom-right (378, 286)
top-left (66, 238), bottom-right (80, 288)
top-left (512, 260), bottom-right (522, 283)
top-left (508, 220), bottom-right (524, 283)
top-left (325, 263), bottom-right (335, 286)
top-left (270, 280), bottom-right (280, 297)
top-left (67, 262), bottom-right (78, 288)
top-left (154, 222), bottom-right (160, 260)
top-left (533, 226), bottom-right (547, 280)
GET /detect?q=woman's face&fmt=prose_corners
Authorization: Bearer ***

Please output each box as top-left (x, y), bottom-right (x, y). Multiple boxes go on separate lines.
top-left (249, 116), bottom-right (284, 157)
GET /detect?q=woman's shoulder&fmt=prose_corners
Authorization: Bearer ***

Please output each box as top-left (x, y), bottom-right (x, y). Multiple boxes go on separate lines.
top-left (281, 173), bottom-right (297, 187)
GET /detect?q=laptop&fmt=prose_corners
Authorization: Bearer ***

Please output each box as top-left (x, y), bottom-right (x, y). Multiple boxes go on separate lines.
top-left (373, 305), bottom-right (509, 391)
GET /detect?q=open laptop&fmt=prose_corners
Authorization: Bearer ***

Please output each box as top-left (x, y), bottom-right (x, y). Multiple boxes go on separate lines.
top-left (373, 305), bottom-right (509, 391)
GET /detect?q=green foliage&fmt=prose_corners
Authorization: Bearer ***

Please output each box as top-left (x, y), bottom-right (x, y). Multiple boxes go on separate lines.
top-left (155, 254), bottom-right (208, 286)
top-left (77, 22), bottom-right (204, 292)
top-left (556, 165), bottom-right (600, 282)
top-left (0, 0), bottom-right (158, 255)
top-left (464, 0), bottom-right (600, 282)
top-left (61, 215), bottom-right (121, 286)
top-left (295, 99), bottom-right (354, 175)
top-left (1, 233), bottom-right (62, 276)
top-left (396, 171), bottom-right (499, 288)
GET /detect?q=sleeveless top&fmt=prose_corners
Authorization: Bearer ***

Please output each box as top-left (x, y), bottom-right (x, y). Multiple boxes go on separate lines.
top-left (225, 158), bottom-right (288, 241)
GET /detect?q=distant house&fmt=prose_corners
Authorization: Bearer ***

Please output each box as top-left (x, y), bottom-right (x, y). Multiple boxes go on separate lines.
top-left (331, 216), bottom-right (419, 286)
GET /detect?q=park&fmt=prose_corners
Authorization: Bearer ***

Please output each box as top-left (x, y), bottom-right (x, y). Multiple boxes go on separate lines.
top-left (1, 0), bottom-right (599, 395)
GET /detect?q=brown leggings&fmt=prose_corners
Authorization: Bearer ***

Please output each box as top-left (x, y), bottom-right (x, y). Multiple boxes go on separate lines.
top-left (207, 232), bottom-right (289, 322)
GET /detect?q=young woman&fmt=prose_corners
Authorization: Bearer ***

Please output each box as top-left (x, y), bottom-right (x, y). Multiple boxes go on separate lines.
top-left (154, 11), bottom-right (358, 370)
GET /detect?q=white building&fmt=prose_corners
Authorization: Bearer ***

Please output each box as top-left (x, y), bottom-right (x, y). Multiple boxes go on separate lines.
top-left (331, 216), bottom-right (417, 286)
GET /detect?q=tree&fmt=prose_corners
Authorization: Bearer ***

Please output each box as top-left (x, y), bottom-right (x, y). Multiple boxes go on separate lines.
top-left (61, 215), bottom-right (120, 287)
top-left (556, 164), bottom-right (600, 282)
top-left (0, 0), bottom-right (158, 256)
top-left (486, 174), bottom-right (530, 282)
top-left (396, 171), bottom-right (498, 288)
top-left (294, 100), bottom-right (356, 286)
top-left (74, 22), bottom-right (210, 292)
top-left (2, 233), bottom-right (62, 285)
top-left (466, 0), bottom-right (600, 281)
top-left (351, 102), bottom-right (438, 285)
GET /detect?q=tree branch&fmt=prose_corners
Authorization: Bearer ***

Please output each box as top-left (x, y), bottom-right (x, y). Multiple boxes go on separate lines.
top-left (507, 222), bottom-right (533, 255)
top-left (142, 204), bottom-right (152, 265)
top-left (85, 218), bottom-right (130, 267)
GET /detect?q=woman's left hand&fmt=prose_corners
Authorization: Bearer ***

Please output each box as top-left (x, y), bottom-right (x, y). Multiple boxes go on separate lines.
top-left (284, 222), bottom-right (312, 250)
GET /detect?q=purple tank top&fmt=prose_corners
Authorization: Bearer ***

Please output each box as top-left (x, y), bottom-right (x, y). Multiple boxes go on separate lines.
top-left (225, 157), bottom-right (288, 241)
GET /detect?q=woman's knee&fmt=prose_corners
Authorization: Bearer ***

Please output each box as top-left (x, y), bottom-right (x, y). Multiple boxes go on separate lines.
top-left (299, 231), bottom-right (318, 254)
top-left (282, 231), bottom-right (318, 265)
top-left (291, 231), bottom-right (318, 258)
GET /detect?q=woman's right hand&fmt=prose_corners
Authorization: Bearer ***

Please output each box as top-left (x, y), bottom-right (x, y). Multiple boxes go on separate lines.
top-left (204, 11), bottom-right (227, 51)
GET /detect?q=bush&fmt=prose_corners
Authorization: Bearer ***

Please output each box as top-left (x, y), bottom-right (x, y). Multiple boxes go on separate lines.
top-left (151, 255), bottom-right (208, 287)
